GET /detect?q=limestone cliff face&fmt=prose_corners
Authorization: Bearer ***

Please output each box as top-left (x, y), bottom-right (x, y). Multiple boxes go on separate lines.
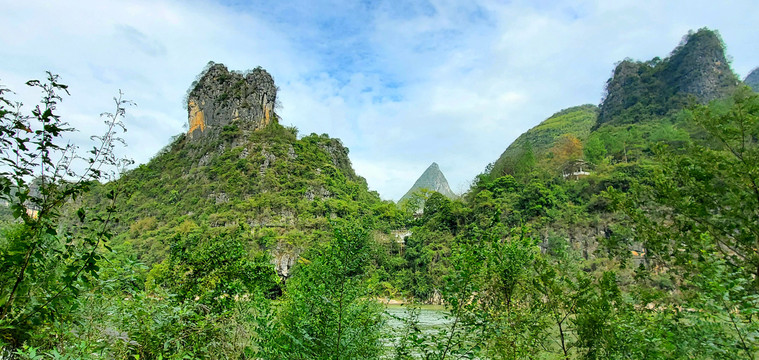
top-left (598, 28), bottom-right (738, 126)
top-left (597, 60), bottom-right (663, 124)
top-left (745, 67), bottom-right (759, 92)
top-left (187, 63), bottom-right (277, 139)
top-left (660, 29), bottom-right (737, 103)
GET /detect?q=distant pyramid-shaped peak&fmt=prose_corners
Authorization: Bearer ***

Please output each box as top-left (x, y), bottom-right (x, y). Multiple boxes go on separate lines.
top-left (745, 67), bottom-right (759, 92)
top-left (400, 162), bottom-right (456, 201)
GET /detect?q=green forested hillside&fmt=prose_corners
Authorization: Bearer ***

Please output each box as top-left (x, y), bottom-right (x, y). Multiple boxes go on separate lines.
top-left (0, 67), bottom-right (408, 359)
top-left (89, 63), bottom-right (406, 283)
top-left (390, 27), bottom-right (759, 358)
top-left (395, 86), bottom-right (759, 359)
top-left (490, 104), bottom-right (598, 177)
top-left (492, 28), bottom-right (736, 180)
top-left (113, 123), bottom-right (390, 264)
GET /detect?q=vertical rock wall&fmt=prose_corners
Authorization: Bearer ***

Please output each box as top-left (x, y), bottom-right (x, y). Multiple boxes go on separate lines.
top-left (187, 63), bottom-right (278, 139)
top-left (660, 29), bottom-right (738, 103)
top-left (597, 28), bottom-right (738, 126)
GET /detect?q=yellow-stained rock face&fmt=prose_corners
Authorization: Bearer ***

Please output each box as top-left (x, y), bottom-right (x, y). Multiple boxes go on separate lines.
top-left (261, 104), bottom-right (272, 129)
top-left (186, 64), bottom-right (278, 138)
top-left (188, 100), bottom-right (206, 137)
top-left (260, 93), bottom-right (272, 129)
top-left (25, 208), bottom-right (38, 220)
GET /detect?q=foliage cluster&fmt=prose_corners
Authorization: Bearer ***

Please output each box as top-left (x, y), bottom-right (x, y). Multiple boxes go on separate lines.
top-left (0, 74), bottom-right (132, 349)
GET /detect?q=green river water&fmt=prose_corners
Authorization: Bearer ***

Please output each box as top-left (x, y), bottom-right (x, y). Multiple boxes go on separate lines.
top-left (382, 304), bottom-right (452, 353)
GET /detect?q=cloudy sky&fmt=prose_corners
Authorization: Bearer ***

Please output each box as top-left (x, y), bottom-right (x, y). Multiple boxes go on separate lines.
top-left (1, 0), bottom-right (757, 200)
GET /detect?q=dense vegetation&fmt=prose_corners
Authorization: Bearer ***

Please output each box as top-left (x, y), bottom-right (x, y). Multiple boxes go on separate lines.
top-left (113, 120), bottom-right (392, 265)
top-left (2, 27), bottom-right (759, 359)
top-left (390, 86), bottom-right (759, 358)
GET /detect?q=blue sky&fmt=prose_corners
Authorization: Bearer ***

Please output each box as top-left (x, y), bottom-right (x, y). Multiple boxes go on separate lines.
top-left (1, 0), bottom-right (757, 200)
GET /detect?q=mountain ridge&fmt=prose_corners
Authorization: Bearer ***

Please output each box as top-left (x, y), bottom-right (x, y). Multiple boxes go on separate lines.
top-left (597, 28), bottom-right (738, 127)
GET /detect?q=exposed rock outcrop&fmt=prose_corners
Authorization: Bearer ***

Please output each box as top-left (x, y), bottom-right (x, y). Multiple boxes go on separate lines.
top-left (186, 62), bottom-right (277, 139)
top-left (598, 60), bottom-right (664, 124)
top-left (598, 28), bottom-right (738, 127)
top-left (272, 247), bottom-right (298, 280)
top-left (114, 63), bottom-right (383, 283)
top-left (659, 29), bottom-right (737, 102)
top-left (317, 137), bottom-right (358, 179)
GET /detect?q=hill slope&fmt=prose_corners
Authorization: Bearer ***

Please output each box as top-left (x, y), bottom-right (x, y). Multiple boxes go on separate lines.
top-left (488, 28), bottom-right (738, 179)
top-left (490, 105), bottom-right (598, 177)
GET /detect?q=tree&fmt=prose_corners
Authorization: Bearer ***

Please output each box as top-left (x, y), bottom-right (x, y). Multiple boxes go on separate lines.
top-left (394, 225), bottom-right (548, 359)
top-left (518, 179), bottom-right (557, 218)
top-left (549, 134), bottom-right (584, 170)
top-left (0, 74), bottom-right (132, 347)
top-left (486, 175), bottom-right (520, 197)
top-left (275, 222), bottom-right (384, 359)
top-left (423, 192), bottom-right (455, 231)
top-left (148, 224), bottom-right (280, 312)
top-left (583, 135), bottom-right (607, 165)
top-left (402, 225), bottom-right (453, 302)
top-left (399, 188), bottom-right (433, 217)
top-left (513, 142), bottom-right (536, 180)
top-left (629, 88), bottom-right (759, 284)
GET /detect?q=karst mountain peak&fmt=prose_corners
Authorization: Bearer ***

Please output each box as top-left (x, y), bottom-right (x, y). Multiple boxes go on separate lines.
top-left (186, 62), bottom-right (278, 140)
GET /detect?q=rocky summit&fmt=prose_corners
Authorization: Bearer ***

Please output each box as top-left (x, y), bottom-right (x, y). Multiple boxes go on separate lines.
top-left (597, 28), bottom-right (738, 127)
top-left (400, 162), bottom-right (456, 201)
top-left (187, 62), bottom-right (278, 139)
